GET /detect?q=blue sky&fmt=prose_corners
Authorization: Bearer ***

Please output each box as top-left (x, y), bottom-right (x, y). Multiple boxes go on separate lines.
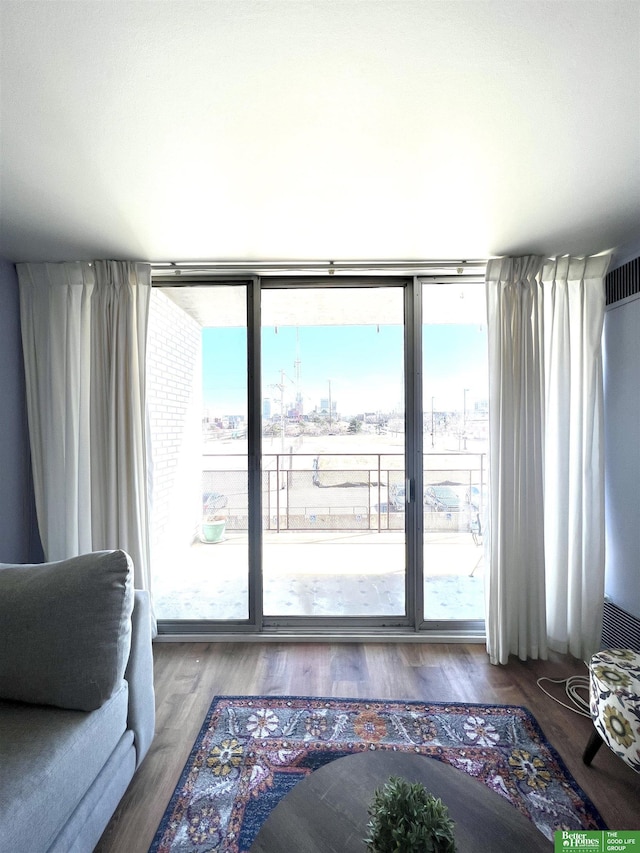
top-left (202, 322), bottom-right (487, 417)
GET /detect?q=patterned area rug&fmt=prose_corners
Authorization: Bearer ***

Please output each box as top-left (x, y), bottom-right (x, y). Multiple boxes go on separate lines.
top-left (149, 696), bottom-right (605, 852)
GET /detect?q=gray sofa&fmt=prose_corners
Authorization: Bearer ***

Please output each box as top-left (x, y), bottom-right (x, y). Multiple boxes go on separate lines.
top-left (0, 550), bottom-right (155, 853)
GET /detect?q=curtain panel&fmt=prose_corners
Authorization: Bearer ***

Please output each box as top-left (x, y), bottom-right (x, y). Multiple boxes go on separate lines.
top-left (485, 253), bottom-right (610, 665)
top-left (17, 261), bottom-right (153, 596)
top-left (541, 255), bottom-right (609, 659)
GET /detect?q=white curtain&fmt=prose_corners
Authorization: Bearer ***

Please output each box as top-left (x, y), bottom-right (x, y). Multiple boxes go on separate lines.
top-left (486, 253), bottom-right (610, 665)
top-left (542, 255), bottom-right (610, 658)
top-left (18, 261), bottom-right (153, 596)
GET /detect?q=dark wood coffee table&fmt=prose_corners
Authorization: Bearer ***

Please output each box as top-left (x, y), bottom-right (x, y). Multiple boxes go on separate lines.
top-left (249, 751), bottom-right (552, 852)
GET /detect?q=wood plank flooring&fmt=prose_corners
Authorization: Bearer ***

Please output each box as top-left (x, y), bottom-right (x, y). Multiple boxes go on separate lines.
top-left (95, 643), bottom-right (640, 852)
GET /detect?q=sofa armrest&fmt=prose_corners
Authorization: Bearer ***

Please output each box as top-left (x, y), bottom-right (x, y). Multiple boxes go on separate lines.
top-left (125, 590), bottom-right (155, 767)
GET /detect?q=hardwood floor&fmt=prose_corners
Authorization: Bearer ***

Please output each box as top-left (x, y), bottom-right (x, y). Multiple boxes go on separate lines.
top-left (95, 642), bottom-right (640, 852)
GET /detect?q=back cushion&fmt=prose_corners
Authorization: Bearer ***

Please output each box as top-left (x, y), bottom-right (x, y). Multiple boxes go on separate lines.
top-left (0, 550), bottom-right (133, 711)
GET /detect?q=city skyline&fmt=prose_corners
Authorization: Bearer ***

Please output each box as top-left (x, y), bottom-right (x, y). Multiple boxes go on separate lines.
top-left (202, 322), bottom-right (488, 418)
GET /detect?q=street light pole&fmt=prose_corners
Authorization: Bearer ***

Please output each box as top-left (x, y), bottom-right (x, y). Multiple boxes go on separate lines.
top-left (431, 396), bottom-right (435, 448)
top-left (463, 388), bottom-right (469, 451)
top-left (280, 369), bottom-right (286, 453)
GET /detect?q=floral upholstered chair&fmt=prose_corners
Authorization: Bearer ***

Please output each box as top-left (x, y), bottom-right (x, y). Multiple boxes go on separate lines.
top-left (583, 648), bottom-right (640, 773)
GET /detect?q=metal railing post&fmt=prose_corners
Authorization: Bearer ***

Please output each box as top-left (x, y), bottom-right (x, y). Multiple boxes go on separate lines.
top-left (378, 454), bottom-right (382, 532)
top-left (276, 453), bottom-right (281, 532)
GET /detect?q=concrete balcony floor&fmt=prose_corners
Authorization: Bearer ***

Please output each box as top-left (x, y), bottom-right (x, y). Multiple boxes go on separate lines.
top-left (152, 530), bottom-right (485, 624)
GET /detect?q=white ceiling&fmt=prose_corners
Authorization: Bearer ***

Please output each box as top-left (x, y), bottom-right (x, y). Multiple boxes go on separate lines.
top-left (1, 1), bottom-right (639, 266)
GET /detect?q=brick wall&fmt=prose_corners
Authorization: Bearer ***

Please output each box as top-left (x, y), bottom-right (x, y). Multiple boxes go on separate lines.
top-left (147, 289), bottom-right (202, 570)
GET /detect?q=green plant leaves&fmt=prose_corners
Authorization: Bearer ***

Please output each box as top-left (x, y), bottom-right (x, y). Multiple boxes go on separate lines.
top-left (364, 776), bottom-right (457, 853)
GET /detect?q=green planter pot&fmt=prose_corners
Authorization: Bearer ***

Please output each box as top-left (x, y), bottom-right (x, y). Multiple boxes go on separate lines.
top-left (201, 520), bottom-right (226, 543)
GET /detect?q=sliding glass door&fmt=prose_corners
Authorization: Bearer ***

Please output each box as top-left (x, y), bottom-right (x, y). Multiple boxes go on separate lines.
top-left (260, 284), bottom-right (407, 623)
top-left (421, 280), bottom-right (488, 627)
top-left (149, 275), bottom-right (487, 634)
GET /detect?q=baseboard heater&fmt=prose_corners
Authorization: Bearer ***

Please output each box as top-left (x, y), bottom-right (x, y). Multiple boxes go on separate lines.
top-left (601, 599), bottom-right (640, 652)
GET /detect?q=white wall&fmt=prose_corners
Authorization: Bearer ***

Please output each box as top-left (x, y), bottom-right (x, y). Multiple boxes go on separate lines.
top-left (603, 278), bottom-right (640, 619)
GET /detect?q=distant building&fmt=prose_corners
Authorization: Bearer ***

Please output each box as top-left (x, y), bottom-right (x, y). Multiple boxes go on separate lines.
top-left (262, 398), bottom-right (271, 419)
top-left (320, 398), bottom-right (337, 417)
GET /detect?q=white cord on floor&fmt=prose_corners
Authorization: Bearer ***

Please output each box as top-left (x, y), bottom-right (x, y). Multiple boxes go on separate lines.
top-left (536, 674), bottom-right (591, 717)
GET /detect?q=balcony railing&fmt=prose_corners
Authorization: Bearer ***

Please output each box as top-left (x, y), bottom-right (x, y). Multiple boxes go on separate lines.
top-left (202, 452), bottom-right (486, 534)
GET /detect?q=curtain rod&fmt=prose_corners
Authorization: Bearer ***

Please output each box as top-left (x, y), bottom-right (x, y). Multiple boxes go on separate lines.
top-left (150, 259), bottom-right (488, 277)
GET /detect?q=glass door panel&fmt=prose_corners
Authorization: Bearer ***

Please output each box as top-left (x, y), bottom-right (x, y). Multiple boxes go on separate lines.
top-left (421, 281), bottom-right (488, 622)
top-left (149, 284), bottom-right (250, 622)
top-left (261, 286), bottom-right (406, 620)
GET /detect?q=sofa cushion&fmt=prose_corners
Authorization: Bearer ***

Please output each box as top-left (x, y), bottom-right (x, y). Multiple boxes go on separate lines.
top-left (0, 550), bottom-right (133, 711)
top-left (0, 685), bottom-right (130, 853)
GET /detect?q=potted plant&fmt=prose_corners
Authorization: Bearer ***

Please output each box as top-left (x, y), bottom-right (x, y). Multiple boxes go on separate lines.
top-left (364, 776), bottom-right (457, 853)
top-left (201, 491), bottom-right (228, 543)
top-left (201, 512), bottom-right (226, 543)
